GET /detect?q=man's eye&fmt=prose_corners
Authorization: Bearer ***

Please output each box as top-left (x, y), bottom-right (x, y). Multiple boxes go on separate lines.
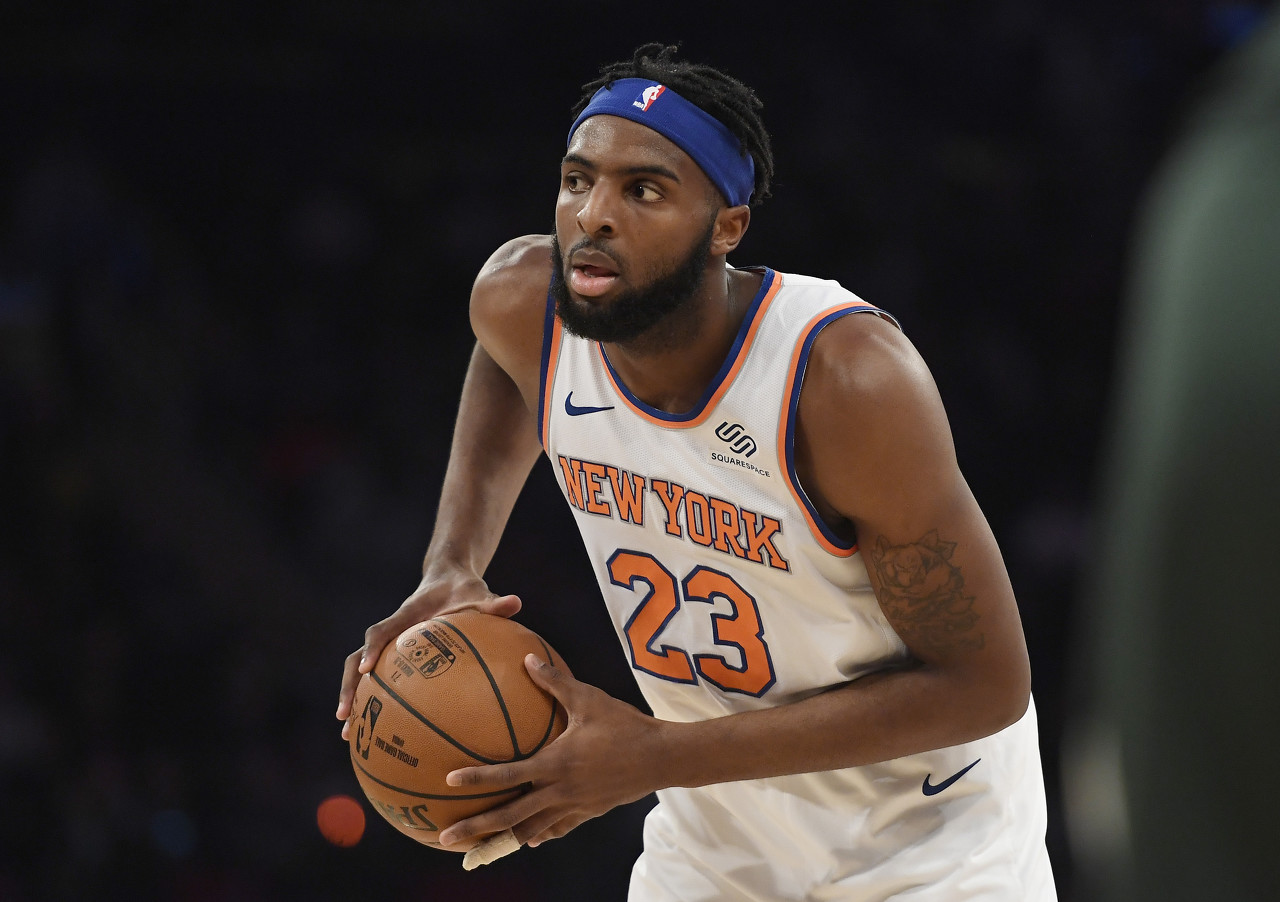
top-left (632, 184), bottom-right (661, 201)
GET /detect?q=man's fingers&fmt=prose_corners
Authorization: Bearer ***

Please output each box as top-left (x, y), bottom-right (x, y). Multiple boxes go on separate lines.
top-left (474, 593), bottom-right (522, 618)
top-left (361, 619), bottom-right (399, 671)
top-left (528, 817), bottom-right (582, 848)
top-left (338, 615), bottom-right (399, 723)
top-left (462, 829), bottom-right (521, 869)
top-left (439, 791), bottom-right (541, 849)
top-left (336, 648), bottom-right (365, 720)
top-left (446, 762), bottom-right (527, 789)
top-left (514, 810), bottom-right (566, 848)
top-left (524, 654), bottom-right (575, 702)
top-left (339, 586), bottom-right (516, 738)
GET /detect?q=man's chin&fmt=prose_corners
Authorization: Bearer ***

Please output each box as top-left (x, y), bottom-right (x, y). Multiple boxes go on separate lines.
top-left (557, 308), bottom-right (616, 341)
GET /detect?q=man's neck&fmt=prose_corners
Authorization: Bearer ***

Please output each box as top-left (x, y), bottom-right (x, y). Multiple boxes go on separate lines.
top-left (601, 266), bottom-right (762, 415)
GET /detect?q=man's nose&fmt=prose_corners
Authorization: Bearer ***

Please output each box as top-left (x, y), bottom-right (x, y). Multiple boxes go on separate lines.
top-left (576, 184), bottom-right (617, 237)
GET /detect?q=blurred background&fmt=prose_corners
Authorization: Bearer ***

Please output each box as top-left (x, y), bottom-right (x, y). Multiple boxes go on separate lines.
top-left (2, 1), bottom-right (1275, 899)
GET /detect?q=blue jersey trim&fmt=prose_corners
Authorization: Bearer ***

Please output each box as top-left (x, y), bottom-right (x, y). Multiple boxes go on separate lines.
top-left (536, 289), bottom-right (558, 447)
top-left (782, 306), bottom-right (896, 552)
top-left (598, 268), bottom-right (776, 423)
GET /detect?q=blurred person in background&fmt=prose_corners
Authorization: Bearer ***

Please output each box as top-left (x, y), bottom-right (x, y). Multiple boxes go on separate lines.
top-left (1072, 8), bottom-right (1280, 901)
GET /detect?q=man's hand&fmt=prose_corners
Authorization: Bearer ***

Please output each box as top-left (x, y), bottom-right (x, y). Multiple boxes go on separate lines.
top-left (335, 570), bottom-right (521, 738)
top-left (437, 654), bottom-right (663, 850)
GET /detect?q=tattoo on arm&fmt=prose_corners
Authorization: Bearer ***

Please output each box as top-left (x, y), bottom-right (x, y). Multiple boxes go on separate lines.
top-left (868, 530), bottom-right (985, 652)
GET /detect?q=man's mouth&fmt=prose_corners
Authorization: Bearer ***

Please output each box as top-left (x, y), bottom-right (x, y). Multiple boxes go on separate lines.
top-left (568, 262), bottom-right (620, 298)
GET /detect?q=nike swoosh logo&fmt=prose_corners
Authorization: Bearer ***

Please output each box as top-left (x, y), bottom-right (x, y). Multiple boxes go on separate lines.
top-left (921, 758), bottom-right (981, 796)
top-left (565, 392), bottom-right (615, 417)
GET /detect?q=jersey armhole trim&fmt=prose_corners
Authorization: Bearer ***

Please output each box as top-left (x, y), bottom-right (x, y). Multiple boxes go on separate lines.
top-left (778, 302), bottom-right (900, 557)
top-left (537, 291), bottom-right (564, 449)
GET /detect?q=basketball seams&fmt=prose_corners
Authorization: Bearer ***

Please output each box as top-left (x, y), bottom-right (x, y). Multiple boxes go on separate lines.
top-left (350, 613), bottom-right (568, 849)
top-left (350, 752), bottom-right (525, 801)
top-left (371, 670), bottom-right (510, 765)
top-left (433, 618), bottom-right (524, 761)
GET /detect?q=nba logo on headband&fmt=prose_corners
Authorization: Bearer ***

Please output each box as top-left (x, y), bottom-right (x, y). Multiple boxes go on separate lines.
top-left (633, 84), bottom-right (666, 112)
top-left (569, 78), bottom-right (755, 206)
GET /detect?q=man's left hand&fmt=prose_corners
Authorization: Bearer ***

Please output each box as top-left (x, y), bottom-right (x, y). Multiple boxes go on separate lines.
top-left (438, 654), bottom-right (664, 850)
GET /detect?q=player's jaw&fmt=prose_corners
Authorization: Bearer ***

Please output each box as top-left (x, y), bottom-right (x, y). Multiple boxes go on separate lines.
top-left (549, 224), bottom-right (715, 345)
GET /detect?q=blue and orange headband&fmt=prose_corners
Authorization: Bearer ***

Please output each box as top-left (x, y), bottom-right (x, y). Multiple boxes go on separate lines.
top-left (567, 77), bottom-right (755, 207)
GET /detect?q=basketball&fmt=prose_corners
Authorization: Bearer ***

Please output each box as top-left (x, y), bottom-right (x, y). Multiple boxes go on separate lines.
top-left (347, 610), bottom-right (569, 851)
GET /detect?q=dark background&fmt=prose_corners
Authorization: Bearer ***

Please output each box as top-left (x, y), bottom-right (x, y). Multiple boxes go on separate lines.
top-left (1, 2), bottom-right (1270, 899)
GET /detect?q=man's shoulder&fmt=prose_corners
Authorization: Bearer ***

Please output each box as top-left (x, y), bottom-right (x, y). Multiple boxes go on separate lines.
top-left (470, 235), bottom-right (554, 394)
top-left (471, 234), bottom-right (553, 335)
top-left (761, 271), bottom-right (909, 387)
top-left (766, 271), bottom-right (898, 334)
top-left (474, 234), bottom-right (553, 296)
top-left (802, 307), bottom-right (929, 411)
top-left (794, 299), bottom-right (953, 518)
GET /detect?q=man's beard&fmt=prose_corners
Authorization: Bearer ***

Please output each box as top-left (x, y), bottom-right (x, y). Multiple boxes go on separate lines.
top-left (550, 221), bottom-right (716, 346)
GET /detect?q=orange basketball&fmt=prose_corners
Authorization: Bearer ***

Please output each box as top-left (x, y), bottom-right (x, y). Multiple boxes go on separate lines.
top-left (347, 611), bottom-right (569, 851)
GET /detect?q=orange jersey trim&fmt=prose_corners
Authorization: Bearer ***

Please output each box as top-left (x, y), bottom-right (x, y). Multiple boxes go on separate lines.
top-left (539, 311), bottom-right (565, 449)
top-left (596, 269), bottom-right (785, 428)
top-left (777, 300), bottom-right (893, 557)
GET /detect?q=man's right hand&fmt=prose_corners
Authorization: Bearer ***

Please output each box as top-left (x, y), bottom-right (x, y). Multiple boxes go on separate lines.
top-left (336, 239), bottom-right (549, 740)
top-left (335, 570), bottom-right (522, 739)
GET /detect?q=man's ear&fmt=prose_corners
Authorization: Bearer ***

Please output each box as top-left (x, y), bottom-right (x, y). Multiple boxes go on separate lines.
top-left (711, 204), bottom-right (752, 256)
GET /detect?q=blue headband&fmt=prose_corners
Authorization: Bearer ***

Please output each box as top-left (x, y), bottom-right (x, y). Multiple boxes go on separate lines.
top-left (567, 78), bottom-right (755, 207)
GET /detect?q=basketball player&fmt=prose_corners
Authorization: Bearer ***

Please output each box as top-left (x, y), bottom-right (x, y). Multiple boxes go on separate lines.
top-left (337, 44), bottom-right (1057, 900)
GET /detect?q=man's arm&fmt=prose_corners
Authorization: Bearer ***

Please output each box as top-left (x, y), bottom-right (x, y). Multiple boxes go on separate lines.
top-left (336, 236), bottom-right (552, 730)
top-left (438, 312), bottom-right (1032, 847)
top-left (623, 312), bottom-right (1032, 782)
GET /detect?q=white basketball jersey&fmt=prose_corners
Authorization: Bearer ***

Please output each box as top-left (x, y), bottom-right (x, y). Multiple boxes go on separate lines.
top-left (538, 268), bottom-right (1056, 900)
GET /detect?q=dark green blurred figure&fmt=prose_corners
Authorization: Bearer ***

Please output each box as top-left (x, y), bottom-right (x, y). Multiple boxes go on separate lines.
top-left (1082, 10), bottom-right (1280, 901)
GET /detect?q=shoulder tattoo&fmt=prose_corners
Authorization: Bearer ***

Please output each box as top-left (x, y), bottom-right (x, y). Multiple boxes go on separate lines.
top-left (868, 531), bottom-right (985, 652)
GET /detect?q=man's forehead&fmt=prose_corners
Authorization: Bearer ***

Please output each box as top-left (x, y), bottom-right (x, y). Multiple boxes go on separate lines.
top-left (565, 114), bottom-right (699, 174)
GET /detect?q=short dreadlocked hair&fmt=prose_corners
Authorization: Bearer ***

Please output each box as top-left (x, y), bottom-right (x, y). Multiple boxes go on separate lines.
top-left (572, 43), bottom-right (774, 207)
